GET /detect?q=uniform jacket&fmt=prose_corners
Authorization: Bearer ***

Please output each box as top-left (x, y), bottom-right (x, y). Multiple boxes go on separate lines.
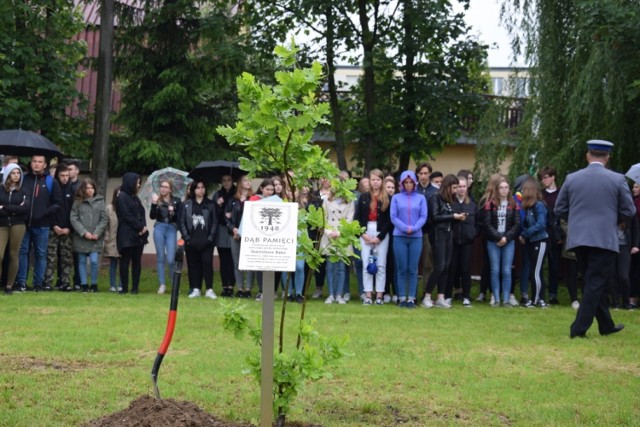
top-left (70, 195), bottom-right (108, 253)
top-left (391, 171), bottom-right (428, 238)
top-left (116, 173), bottom-right (148, 251)
top-left (480, 199), bottom-right (520, 242)
top-left (555, 162), bottom-right (636, 252)
top-left (0, 164), bottom-right (29, 227)
top-left (354, 192), bottom-right (392, 241)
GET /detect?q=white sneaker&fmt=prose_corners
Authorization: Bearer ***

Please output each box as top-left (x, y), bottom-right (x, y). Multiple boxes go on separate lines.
top-left (392, 295), bottom-right (398, 303)
top-left (324, 295), bottom-right (335, 304)
top-left (360, 293), bottom-right (366, 301)
top-left (343, 292), bottom-right (351, 302)
top-left (205, 289), bottom-right (217, 300)
top-left (445, 298), bottom-right (452, 306)
top-left (188, 288), bottom-right (201, 298)
top-left (336, 296), bottom-right (347, 304)
top-left (571, 300), bottom-right (580, 310)
top-left (312, 288), bottom-right (323, 299)
top-left (383, 294), bottom-right (391, 303)
top-left (508, 295), bottom-right (519, 306)
top-left (421, 298), bottom-right (433, 308)
top-left (109, 286), bottom-right (117, 293)
top-left (157, 285), bottom-right (166, 295)
top-left (255, 293), bottom-right (262, 301)
top-left (435, 298), bottom-right (452, 309)
top-left (489, 295), bottom-right (495, 305)
top-left (476, 292), bottom-right (485, 302)
top-left (462, 298), bottom-right (472, 308)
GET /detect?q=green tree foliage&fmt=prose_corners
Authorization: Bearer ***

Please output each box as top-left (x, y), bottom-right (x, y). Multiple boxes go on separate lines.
top-left (0, 0), bottom-right (88, 157)
top-left (112, 0), bottom-right (253, 174)
top-left (501, 0), bottom-right (640, 178)
top-left (218, 43), bottom-right (361, 426)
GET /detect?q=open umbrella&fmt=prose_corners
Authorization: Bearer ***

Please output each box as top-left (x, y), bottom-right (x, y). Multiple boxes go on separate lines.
top-left (625, 163), bottom-right (640, 184)
top-left (188, 160), bottom-right (246, 183)
top-left (139, 167), bottom-right (192, 209)
top-left (0, 129), bottom-right (63, 158)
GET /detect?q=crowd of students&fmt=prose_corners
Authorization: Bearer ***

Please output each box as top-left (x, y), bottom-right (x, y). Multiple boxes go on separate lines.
top-left (4, 153), bottom-right (639, 313)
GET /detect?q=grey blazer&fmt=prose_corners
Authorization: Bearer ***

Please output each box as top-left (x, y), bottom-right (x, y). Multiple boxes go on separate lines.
top-left (555, 162), bottom-right (635, 252)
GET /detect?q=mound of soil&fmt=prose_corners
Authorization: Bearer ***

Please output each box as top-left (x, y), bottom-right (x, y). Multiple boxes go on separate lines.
top-left (84, 395), bottom-right (253, 427)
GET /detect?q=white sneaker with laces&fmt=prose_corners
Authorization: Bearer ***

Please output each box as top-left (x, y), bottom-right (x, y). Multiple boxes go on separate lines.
top-left (343, 292), bottom-right (351, 302)
top-left (421, 298), bottom-right (433, 308)
top-left (508, 295), bottom-right (519, 306)
top-left (392, 295), bottom-right (398, 303)
top-left (158, 285), bottom-right (166, 294)
top-left (462, 298), bottom-right (472, 308)
top-left (336, 296), bottom-right (347, 304)
top-left (188, 288), bottom-right (201, 298)
top-left (435, 298), bottom-right (452, 309)
top-left (476, 292), bottom-right (485, 302)
top-left (489, 295), bottom-right (495, 305)
top-left (205, 289), bottom-right (217, 300)
top-left (445, 297), bottom-right (452, 306)
top-left (383, 294), bottom-right (391, 303)
top-left (571, 300), bottom-right (580, 310)
top-left (324, 295), bottom-right (335, 304)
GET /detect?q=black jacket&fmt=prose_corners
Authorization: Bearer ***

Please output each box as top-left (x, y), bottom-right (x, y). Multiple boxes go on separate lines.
top-left (50, 180), bottom-right (74, 229)
top-left (428, 194), bottom-right (456, 242)
top-left (354, 192), bottom-right (392, 241)
top-left (0, 186), bottom-right (29, 227)
top-left (150, 196), bottom-right (181, 226)
top-left (225, 198), bottom-right (245, 233)
top-left (213, 186), bottom-right (236, 224)
top-left (480, 199), bottom-right (520, 243)
top-left (451, 197), bottom-right (478, 245)
top-left (23, 172), bottom-right (62, 227)
top-left (116, 173), bottom-right (148, 251)
top-left (179, 197), bottom-right (216, 244)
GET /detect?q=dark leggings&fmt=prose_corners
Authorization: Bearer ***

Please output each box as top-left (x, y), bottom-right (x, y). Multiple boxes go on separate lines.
top-left (119, 245), bottom-right (143, 292)
top-left (610, 245), bottom-right (631, 305)
top-left (186, 244), bottom-right (214, 291)
top-left (426, 236), bottom-right (452, 295)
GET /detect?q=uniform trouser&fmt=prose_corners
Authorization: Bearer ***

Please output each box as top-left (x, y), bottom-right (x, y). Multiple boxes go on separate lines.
top-left (571, 247), bottom-right (616, 336)
top-left (0, 225), bottom-right (26, 288)
top-left (45, 231), bottom-right (72, 287)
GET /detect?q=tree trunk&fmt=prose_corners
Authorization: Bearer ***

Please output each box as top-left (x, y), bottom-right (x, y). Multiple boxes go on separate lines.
top-left (399, 0), bottom-right (416, 172)
top-left (358, 0), bottom-right (376, 173)
top-left (91, 0), bottom-right (114, 195)
top-left (325, 6), bottom-right (347, 171)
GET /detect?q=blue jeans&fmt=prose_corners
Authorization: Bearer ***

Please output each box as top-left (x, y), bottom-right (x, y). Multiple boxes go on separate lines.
top-left (77, 252), bottom-right (99, 285)
top-left (393, 236), bottom-right (422, 300)
top-left (17, 226), bottom-right (49, 286)
top-left (486, 240), bottom-right (515, 303)
top-left (108, 257), bottom-right (121, 288)
top-left (289, 258), bottom-right (305, 296)
top-left (326, 260), bottom-right (345, 296)
top-left (153, 223), bottom-right (177, 286)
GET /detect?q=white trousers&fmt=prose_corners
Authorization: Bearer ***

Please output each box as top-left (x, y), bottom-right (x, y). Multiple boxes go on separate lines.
top-left (360, 221), bottom-right (389, 293)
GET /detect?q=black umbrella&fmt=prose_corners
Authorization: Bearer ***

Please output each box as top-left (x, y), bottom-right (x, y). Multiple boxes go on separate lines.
top-left (188, 160), bottom-right (246, 183)
top-left (0, 129), bottom-right (63, 159)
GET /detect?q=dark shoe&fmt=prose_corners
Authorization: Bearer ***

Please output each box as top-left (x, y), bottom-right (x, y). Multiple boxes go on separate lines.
top-left (235, 290), bottom-right (243, 298)
top-left (570, 331), bottom-right (587, 339)
top-left (58, 285), bottom-right (72, 292)
top-left (548, 297), bottom-right (559, 305)
top-left (600, 324), bottom-right (624, 336)
top-left (81, 285), bottom-right (88, 293)
top-left (33, 285), bottom-right (43, 292)
top-left (626, 303), bottom-right (637, 310)
top-left (406, 300), bottom-right (416, 309)
top-left (4, 287), bottom-right (12, 295)
top-left (90, 285), bottom-right (98, 293)
top-left (295, 295), bottom-right (304, 304)
top-left (519, 296), bottom-right (528, 305)
top-left (118, 289), bottom-right (128, 294)
top-left (42, 285), bottom-right (52, 291)
top-left (130, 288), bottom-right (138, 295)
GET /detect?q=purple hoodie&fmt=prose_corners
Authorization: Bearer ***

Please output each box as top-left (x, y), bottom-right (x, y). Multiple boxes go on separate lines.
top-left (391, 170), bottom-right (428, 237)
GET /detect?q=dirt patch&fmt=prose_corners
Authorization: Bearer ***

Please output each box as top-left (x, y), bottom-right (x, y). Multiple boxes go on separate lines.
top-left (84, 395), bottom-right (320, 427)
top-left (0, 353), bottom-right (95, 372)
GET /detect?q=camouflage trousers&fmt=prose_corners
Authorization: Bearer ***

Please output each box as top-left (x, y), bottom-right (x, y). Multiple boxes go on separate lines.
top-left (45, 231), bottom-right (73, 287)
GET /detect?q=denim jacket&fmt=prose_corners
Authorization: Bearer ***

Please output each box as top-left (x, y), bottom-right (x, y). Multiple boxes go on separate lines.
top-left (521, 201), bottom-right (549, 242)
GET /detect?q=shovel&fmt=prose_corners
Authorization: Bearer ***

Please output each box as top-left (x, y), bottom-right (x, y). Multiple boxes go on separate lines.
top-left (151, 240), bottom-right (185, 399)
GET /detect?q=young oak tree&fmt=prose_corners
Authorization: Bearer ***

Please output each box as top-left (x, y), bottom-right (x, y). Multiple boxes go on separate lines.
top-left (217, 42), bottom-right (362, 427)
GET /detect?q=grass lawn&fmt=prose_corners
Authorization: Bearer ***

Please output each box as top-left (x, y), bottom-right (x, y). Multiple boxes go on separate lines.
top-left (1, 270), bottom-right (639, 426)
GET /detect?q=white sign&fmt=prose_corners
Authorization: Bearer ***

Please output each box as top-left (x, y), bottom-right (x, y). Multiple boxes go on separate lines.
top-left (239, 201), bottom-right (298, 272)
